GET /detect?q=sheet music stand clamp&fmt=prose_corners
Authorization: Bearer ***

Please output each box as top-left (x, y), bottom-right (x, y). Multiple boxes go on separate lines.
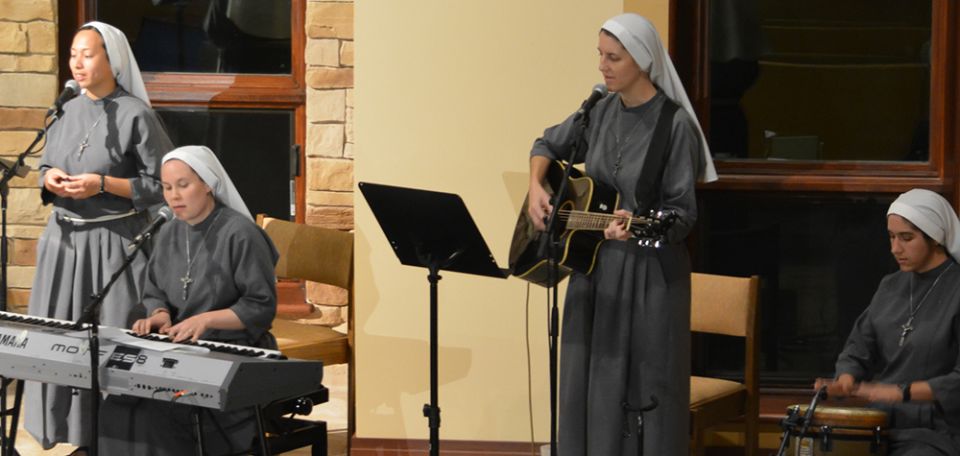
top-left (359, 182), bottom-right (508, 456)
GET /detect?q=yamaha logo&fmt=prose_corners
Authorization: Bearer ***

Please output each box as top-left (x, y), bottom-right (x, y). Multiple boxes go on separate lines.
top-left (0, 333), bottom-right (28, 349)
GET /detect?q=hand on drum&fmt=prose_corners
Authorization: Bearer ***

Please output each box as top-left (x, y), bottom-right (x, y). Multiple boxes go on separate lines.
top-left (814, 373), bottom-right (857, 398)
top-left (853, 382), bottom-right (903, 403)
top-left (815, 375), bottom-right (908, 403)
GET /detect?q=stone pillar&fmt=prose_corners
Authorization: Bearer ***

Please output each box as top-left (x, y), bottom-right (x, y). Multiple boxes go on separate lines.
top-left (303, 0), bottom-right (354, 325)
top-left (0, 0), bottom-right (58, 313)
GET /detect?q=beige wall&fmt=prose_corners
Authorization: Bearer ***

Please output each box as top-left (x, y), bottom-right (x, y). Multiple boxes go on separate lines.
top-left (355, 0), bottom-right (667, 442)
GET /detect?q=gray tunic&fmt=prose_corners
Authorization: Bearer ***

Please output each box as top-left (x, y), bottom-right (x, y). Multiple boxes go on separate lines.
top-left (25, 87), bottom-right (171, 449)
top-left (531, 91), bottom-right (700, 455)
top-left (836, 259), bottom-right (960, 456)
top-left (100, 203), bottom-right (279, 455)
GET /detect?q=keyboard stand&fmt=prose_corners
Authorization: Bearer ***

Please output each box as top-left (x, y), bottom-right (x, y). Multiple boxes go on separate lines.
top-left (0, 377), bottom-right (22, 456)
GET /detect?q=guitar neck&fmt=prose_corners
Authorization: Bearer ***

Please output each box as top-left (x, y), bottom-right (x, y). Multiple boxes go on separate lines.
top-left (560, 209), bottom-right (653, 231)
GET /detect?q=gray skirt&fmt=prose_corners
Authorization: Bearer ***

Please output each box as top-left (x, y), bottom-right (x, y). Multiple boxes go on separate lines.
top-left (558, 241), bottom-right (691, 456)
top-left (99, 395), bottom-right (258, 456)
top-left (24, 211), bottom-right (152, 449)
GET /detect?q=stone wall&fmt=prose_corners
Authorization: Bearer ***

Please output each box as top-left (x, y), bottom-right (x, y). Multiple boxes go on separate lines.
top-left (303, 0), bottom-right (354, 325)
top-left (0, 0), bottom-right (57, 313)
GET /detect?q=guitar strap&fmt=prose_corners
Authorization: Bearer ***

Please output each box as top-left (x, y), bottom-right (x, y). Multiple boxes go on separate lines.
top-left (620, 98), bottom-right (678, 455)
top-left (633, 98), bottom-right (680, 214)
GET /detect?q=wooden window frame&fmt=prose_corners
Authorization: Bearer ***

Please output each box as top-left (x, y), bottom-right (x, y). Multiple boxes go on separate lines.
top-left (58, 0), bottom-right (308, 222)
top-left (670, 0), bottom-right (960, 195)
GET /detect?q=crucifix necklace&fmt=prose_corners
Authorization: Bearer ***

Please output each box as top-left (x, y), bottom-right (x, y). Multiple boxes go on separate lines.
top-left (181, 210), bottom-right (224, 301)
top-left (610, 97), bottom-right (653, 179)
top-left (77, 110), bottom-right (106, 158)
top-left (900, 262), bottom-right (953, 347)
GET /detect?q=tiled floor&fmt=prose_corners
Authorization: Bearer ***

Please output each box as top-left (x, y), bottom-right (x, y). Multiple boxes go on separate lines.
top-left (4, 363), bottom-right (348, 455)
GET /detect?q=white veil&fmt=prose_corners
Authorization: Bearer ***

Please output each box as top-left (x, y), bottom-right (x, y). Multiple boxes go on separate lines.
top-left (82, 21), bottom-right (151, 106)
top-left (162, 145), bottom-right (253, 220)
top-left (601, 14), bottom-right (718, 183)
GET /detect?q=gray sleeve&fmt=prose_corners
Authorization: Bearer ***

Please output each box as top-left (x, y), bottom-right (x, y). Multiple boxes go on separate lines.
top-left (660, 112), bottom-right (700, 243)
top-left (38, 124), bottom-right (61, 205)
top-left (926, 313), bottom-right (960, 414)
top-left (128, 110), bottom-right (173, 210)
top-left (530, 111), bottom-right (586, 164)
top-left (835, 300), bottom-right (880, 382)
top-left (227, 226), bottom-right (279, 341)
top-left (140, 250), bottom-right (171, 317)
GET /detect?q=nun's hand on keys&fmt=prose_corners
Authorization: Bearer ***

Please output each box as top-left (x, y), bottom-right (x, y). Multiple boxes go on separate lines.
top-left (165, 313), bottom-right (215, 343)
top-left (131, 310), bottom-right (172, 336)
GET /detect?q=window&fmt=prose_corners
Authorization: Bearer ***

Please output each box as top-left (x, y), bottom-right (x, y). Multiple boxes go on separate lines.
top-left (693, 192), bottom-right (895, 385)
top-left (59, 0), bottom-right (305, 221)
top-left (673, 0), bottom-right (958, 188)
top-left (672, 0), bottom-right (960, 386)
top-left (707, 1), bottom-right (931, 162)
top-left (157, 108), bottom-right (295, 218)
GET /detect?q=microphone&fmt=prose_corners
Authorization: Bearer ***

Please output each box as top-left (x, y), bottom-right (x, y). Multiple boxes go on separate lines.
top-left (46, 80), bottom-right (81, 117)
top-left (574, 84), bottom-right (608, 120)
top-left (0, 158), bottom-right (30, 178)
top-left (131, 206), bottom-right (173, 248)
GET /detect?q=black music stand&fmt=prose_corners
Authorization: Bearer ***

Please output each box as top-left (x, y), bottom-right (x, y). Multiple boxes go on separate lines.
top-left (359, 182), bottom-right (508, 456)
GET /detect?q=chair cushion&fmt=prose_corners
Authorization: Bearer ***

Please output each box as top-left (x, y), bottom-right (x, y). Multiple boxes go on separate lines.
top-left (690, 375), bottom-right (746, 408)
top-left (272, 318), bottom-right (349, 365)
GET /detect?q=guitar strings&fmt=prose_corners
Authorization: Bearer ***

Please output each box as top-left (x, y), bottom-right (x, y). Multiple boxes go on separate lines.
top-left (558, 209), bottom-right (654, 230)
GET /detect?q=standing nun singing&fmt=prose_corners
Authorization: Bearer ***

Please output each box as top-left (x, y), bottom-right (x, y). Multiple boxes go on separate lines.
top-left (526, 13), bottom-right (715, 456)
top-left (25, 21), bottom-right (172, 451)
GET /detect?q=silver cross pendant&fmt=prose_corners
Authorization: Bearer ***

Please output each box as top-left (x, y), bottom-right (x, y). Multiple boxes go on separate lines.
top-left (899, 317), bottom-right (914, 347)
top-left (180, 275), bottom-right (193, 301)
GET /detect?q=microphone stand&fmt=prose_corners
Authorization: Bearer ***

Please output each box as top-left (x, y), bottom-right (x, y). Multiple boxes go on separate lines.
top-left (73, 229), bottom-right (155, 456)
top-left (0, 122), bottom-right (51, 311)
top-left (0, 114), bottom-right (58, 456)
top-left (536, 110), bottom-right (593, 456)
top-left (775, 386), bottom-right (826, 456)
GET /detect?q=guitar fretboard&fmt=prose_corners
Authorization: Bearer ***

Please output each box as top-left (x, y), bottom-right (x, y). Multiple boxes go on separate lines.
top-left (560, 209), bottom-right (655, 231)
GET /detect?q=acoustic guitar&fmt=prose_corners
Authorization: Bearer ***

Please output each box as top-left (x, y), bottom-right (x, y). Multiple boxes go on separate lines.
top-left (508, 161), bottom-right (676, 287)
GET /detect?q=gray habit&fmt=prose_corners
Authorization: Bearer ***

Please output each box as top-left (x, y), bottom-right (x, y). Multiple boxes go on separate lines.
top-left (836, 259), bottom-right (960, 456)
top-left (25, 87), bottom-right (171, 449)
top-left (100, 203), bottom-right (279, 456)
top-left (531, 91), bottom-right (699, 455)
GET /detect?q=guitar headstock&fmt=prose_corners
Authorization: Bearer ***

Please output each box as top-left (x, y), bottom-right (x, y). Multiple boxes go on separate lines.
top-left (629, 209), bottom-right (678, 247)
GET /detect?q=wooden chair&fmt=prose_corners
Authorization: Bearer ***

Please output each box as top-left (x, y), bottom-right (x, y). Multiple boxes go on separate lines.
top-left (256, 215), bottom-right (355, 445)
top-left (689, 273), bottom-right (760, 456)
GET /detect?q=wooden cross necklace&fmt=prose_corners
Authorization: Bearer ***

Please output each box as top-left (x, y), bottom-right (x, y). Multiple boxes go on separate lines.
top-left (900, 262), bottom-right (953, 347)
top-left (181, 210), bottom-right (224, 301)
